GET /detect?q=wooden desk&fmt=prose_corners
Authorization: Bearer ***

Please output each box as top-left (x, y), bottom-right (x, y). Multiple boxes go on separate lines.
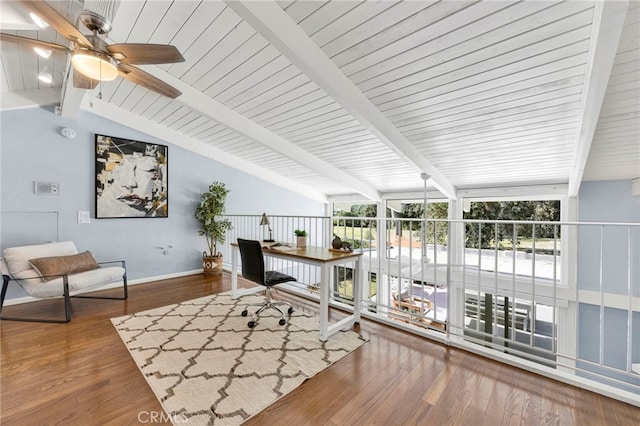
top-left (231, 243), bottom-right (363, 341)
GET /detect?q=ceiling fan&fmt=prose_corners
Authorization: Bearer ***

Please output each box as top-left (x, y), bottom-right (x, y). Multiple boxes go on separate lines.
top-left (0, 0), bottom-right (184, 98)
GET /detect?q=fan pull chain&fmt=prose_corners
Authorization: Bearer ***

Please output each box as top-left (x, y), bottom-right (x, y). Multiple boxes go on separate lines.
top-left (98, 51), bottom-right (103, 100)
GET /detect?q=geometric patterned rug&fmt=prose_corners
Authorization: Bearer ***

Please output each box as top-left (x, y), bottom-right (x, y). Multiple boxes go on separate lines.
top-left (111, 292), bottom-right (367, 425)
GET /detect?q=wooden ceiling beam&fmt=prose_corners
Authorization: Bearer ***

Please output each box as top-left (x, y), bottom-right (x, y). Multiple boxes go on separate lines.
top-left (568, 0), bottom-right (629, 196)
top-left (82, 96), bottom-right (329, 203)
top-left (137, 65), bottom-right (381, 201)
top-left (227, 0), bottom-right (457, 200)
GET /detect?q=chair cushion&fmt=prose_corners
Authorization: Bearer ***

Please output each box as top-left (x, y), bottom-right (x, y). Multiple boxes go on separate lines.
top-left (2, 242), bottom-right (125, 297)
top-left (3, 241), bottom-right (78, 277)
top-left (30, 251), bottom-right (99, 281)
top-left (265, 270), bottom-right (296, 286)
top-left (23, 266), bottom-right (126, 298)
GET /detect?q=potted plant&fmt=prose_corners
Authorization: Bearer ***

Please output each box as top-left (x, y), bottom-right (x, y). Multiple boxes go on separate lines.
top-left (195, 181), bottom-right (233, 275)
top-left (294, 229), bottom-right (307, 248)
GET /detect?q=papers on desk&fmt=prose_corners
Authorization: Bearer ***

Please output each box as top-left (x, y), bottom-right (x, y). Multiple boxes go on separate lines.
top-left (267, 242), bottom-right (297, 251)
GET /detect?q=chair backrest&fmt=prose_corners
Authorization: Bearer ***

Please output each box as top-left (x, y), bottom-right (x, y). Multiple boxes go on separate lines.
top-left (237, 239), bottom-right (265, 286)
top-left (3, 241), bottom-right (78, 278)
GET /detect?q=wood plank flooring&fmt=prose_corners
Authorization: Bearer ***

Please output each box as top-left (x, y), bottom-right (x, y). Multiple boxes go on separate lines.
top-left (1, 273), bottom-right (638, 425)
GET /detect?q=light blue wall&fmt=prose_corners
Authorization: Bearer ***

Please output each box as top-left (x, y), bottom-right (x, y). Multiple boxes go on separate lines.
top-left (577, 180), bottom-right (640, 295)
top-left (577, 180), bottom-right (640, 389)
top-left (1, 107), bottom-right (325, 300)
top-left (579, 180), bottom-right (640, 222)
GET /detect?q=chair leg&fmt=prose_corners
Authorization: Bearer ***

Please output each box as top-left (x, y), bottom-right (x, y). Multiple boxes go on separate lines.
top-left (0, 263), bottom-right (128, 323)
top-left (0, 275), bottom-right (11, 317)
top-left (244, 287), bottom-right (294, 328)
top-left (1, 275), bottom-right (9, 311)
top-left (0, 275), bottom-right (71, 323)
top-left (73, 261), bottom-right (128, 301)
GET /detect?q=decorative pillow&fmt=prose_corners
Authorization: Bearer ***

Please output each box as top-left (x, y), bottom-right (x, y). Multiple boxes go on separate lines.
top-left (29, 251), bottom-right (99, 281)
top-left (3, 241), bottom-right (78, 276)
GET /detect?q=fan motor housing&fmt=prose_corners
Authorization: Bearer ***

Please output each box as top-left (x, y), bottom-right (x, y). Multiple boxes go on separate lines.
top-left (86, 35), bottom-right (110, 52)
top-left (79, 10), bottom-right (112, 34)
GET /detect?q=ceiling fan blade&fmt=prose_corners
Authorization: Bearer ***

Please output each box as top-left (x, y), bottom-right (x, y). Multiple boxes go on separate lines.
top-left (0, 33), bottom-right (71, 53)
top-left (18, 0), bottom-right (93, 48)
top-left (118, 64), bottom-right (181, 99)
top-left (73, 69), bottom-right (99, 90)
top-left (106, 44), bottom-right (184, 65)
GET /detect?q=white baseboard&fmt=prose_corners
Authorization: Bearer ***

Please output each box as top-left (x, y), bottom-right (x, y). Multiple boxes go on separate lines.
top-left (2, 269), bottom-right (204, 306)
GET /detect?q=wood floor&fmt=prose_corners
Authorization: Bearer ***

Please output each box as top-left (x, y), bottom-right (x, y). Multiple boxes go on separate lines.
top-left (1, 273), bottom-right (638, 425)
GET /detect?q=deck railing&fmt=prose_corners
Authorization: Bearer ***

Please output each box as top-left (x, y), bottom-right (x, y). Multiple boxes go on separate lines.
top-left (221, 214), bottom-right (639, 406)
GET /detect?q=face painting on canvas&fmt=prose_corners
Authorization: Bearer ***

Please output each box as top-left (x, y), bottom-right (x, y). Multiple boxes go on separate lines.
top-left (95, 134), bottom-right (168, 218)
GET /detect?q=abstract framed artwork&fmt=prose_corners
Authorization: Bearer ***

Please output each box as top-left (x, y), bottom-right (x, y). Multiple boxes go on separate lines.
top-left (95, 134), bottom-right (168, 218)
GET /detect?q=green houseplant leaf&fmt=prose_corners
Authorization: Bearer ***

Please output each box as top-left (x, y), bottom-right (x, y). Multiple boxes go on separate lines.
top-left (194, 181), bottom-right (233, 257)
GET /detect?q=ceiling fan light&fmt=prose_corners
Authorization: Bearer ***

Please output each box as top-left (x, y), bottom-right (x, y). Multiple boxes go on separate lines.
top-left (34, 47), bottom-right (53, 58)
top-left (38, 66), bottom-right (53, 84)
top-left (71, 50), bottom-right (118, 81)
top-left (29, 12), bottom-right (49, 29)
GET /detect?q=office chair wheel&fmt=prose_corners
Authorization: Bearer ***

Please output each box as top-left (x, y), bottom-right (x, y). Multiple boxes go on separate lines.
top-left (279, 319), bottom-right (286, 326)
top-left (241, 309), bottom-right (248, 317)
top-left (287, 307), bottom-right (294, 314)
top-left (248, 320), bottom-right (256, 328)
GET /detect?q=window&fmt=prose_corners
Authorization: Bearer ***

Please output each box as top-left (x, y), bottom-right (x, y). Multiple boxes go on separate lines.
top-left (463, 200), bottom-right (561, 280)
top-left (332, 202), bottom-right (377, 250)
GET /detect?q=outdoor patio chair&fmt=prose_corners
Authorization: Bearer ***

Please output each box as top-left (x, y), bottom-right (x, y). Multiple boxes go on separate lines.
top-left (392, 290), bottom-right (433, 316)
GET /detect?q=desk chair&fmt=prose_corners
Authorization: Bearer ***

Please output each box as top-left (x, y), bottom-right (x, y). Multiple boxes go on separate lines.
top-left (237, 238), bottom-right (297, 328)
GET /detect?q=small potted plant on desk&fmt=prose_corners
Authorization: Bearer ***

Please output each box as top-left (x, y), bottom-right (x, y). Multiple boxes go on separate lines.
top-left (294, 229), bottom-right (307, 248)
top-left (195, 181), bottom-right (233, 275)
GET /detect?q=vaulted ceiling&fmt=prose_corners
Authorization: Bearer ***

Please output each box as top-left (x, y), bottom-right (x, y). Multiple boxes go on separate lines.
top-left (1, 0), bottom-right (638, 202)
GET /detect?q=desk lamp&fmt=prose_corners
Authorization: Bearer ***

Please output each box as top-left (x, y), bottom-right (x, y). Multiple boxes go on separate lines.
top-left (260, 213), bottom-right (275, 242)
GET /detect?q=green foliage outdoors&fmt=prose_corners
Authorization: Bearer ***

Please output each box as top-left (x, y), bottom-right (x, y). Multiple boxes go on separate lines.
top-left (398, 200), bottom-right (560, 250)
top-left (194, 181), bottom-right (233, 257)
top-left (329, 234), bottom-right (372, 249)
top-left (334, 268), bottom-right (378, 299)
top-left (333, 200), bottom-right (560, 252)
top-left (333, 203), bottom-right (378, 227)
top-left (344, 238), bottom-right (370, 249)
top-left (463, 200), bottom-right (560, 250)
top-left (464, 201), bottom-right (560, 248)
top-left (332, 201), bottom-right (560, 252)
top-left (333, 205), bottom-right (377, 248)
top-left (399, 202), bottom-right (449, 245)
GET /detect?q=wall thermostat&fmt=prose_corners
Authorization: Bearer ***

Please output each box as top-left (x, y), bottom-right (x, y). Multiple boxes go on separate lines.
top-left (34, 181), bottom-right (60, 195)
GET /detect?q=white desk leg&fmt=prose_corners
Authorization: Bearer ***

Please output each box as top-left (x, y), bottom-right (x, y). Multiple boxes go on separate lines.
top-left (319, 263), bottom-right (330, 341)
top-left (231, 246), bottom-right (239, 298)
top-left (353, 258), bottom-right (362, 322)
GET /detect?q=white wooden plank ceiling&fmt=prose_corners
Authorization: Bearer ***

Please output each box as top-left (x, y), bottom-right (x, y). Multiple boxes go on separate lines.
top-left (1, 0), bottom-right (638, 201)
top-left (584, 1), bottom-right (640, 182)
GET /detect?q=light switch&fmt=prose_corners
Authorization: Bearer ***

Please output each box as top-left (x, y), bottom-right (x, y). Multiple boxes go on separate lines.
top-left (78, 211), bottom-right (91, 224)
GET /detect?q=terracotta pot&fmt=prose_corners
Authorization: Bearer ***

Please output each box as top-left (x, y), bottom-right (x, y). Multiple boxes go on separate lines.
top-left (202, 252), bottom-right (223, 275)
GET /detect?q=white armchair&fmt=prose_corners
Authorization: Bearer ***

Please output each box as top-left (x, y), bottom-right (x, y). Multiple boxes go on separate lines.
top-left (1, 241), bottom-right (127, 323)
